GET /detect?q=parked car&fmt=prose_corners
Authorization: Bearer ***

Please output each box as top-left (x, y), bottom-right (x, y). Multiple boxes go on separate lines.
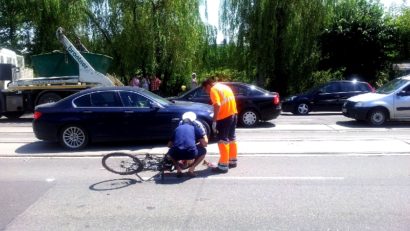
top-left (343, 76), bottom-right (410, 126)
top-left (33, 86), bottom-right (214, 150)
top-left (282, 80), bottom-right (374, 115)
top-left (169, 82), bottom-right (281, 127)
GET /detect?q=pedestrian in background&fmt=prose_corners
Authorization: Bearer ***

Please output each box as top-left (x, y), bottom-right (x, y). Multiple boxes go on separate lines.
top-left (150, 75), bottom-right (162, 95)
top-left (202, 78), bottom-right (238, 173)
top-left (130, 75), bottom-right (140, 87)
top-left (141, 75), bottom-right (150, 90)
top-left (191, 73), bottom-right (198, 89)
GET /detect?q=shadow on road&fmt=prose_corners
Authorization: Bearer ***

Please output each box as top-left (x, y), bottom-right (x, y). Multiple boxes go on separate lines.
top-left (237, 121), bottom-right (276, 129)
top-left (336, 120), bottom-right (410, 128)
top-left (281, 112), bottom-right (342, 116)
top-left (14, 140), bottom-right (167, 155)
top-left (89, 178), bottom-right (141, 191)
top-left (0, 118), bottom-right (32, 123)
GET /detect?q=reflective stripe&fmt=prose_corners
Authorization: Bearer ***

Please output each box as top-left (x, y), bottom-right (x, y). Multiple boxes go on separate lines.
top-left (229, 158), bottom-right (237, 164)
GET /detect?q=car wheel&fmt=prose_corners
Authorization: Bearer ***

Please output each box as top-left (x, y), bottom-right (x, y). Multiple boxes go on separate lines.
top-left (196, 119), bottom-right (211, 137)
top-left (37, 92), bottom-right (62, 105)
top-left (295, 103), bottom-right (309, 115)
top-left (59, 125), bottom-right (89, 150)
top-left (367, 109), bottom-right (387, 126)
top-left (240, 109), bottom-right (259, 127)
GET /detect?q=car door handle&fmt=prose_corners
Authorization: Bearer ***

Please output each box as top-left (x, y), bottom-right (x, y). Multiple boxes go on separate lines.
top-left (124, 111), bottom-right (134, 114)
top-left (172, 118), bottom-right (180, 122)
top-left (82, 111), bottom-right (93, 114)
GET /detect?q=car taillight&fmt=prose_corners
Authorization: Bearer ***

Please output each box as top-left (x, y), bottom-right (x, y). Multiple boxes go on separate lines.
top-left (367, 83), bottom-right (376, 92)
top-left (33, 111), bottom-right (42, 120)
top-left (273, 94), bottom-right (280, 105)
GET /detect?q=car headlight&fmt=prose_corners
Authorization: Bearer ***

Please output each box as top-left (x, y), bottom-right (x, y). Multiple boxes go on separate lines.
top-left (209, 112), bottom-right (214, 118)
top-left (355, 102), bottom-right (364, 107)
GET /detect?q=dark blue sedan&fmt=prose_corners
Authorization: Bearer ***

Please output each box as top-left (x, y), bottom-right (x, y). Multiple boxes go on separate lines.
top-left (169, 82), bottom-right (281, 127)
top-left (33, 87), bottom-right (214, 150)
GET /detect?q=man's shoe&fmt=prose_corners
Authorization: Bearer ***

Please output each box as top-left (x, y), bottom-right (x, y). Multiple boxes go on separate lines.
top-left (211, 167), bottom-right (228, 174)
top-left (229, 163), bottom-right (237, 168)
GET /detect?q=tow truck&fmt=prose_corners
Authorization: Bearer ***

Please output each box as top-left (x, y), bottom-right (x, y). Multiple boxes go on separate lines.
top-left (0, 27), bottom-right (116, 119)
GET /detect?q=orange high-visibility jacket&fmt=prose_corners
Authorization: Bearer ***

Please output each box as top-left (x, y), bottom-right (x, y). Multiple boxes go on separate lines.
top-left (210, 83), bottom-right (238, 120)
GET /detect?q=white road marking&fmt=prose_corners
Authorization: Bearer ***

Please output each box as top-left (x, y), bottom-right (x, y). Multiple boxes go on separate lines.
top-left (206, 176), bottom-right (345, 181)
top-left (2, 153), bottom-right (410, 159)
top-left (46, 178), bottom-right (55, 182)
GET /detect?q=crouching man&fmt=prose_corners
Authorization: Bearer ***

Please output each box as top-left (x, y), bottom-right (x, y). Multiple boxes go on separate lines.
top-left (167, 112), bottom-right (208, 178)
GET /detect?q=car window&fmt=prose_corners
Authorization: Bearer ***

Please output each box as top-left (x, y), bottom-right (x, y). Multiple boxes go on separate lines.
top-left (377, 78), bottom-right (409, 94)
top-left (73, 94), bottom-right (91, 107)
top-left (340, 82), bottom-right (354, 92)
top-left (357, 83), bottom-right (371, 92)
top-left (120, 91), bottom-right (151, 108)
top-left (91, 91), bottom-right (122, 107)
top-left (194, 88), bottom-right (210, 97)
top-left (400, 84), bottom-right (410, 94)
top-left (321, 83), bottom-right (340, 93)
top-left (229, 84), bottom-right (247, 96)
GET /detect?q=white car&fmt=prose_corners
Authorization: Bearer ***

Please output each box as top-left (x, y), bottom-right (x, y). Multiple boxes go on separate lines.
top-left (342, 75), bottom-right (410, 126)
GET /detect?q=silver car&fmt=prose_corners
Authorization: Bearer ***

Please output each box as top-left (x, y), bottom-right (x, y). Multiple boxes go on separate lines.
top-left (342, 76), bottom-right (410, 126)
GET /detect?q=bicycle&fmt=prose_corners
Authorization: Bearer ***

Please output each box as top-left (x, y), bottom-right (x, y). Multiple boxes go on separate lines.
top-left (102, 152), bottom-right (175, 181)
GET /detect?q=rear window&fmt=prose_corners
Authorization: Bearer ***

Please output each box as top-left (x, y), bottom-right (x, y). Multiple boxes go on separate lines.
top-left (340, 82), bottom-right (355, 92)
top-left (73, 94), bottom-right (91, 107)
top-left (91, 91), bottom-right (122, 107)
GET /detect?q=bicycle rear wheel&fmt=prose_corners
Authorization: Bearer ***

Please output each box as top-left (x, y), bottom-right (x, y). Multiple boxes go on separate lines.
top-left (102, 152), bottom-right (143, 175)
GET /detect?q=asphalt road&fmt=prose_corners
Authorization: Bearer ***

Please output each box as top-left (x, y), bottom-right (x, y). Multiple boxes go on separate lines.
top-left (1, 113), bottom-right (410, 230)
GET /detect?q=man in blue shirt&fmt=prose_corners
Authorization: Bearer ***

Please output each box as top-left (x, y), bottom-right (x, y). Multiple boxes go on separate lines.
top-left (167, 112), bottom-right (208, 177)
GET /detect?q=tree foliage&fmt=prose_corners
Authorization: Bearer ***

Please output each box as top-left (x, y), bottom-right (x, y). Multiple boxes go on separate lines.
top-left (319, 0), bottom-right (395, 85)
top-left (221, 0), bottom-right (328, 95)
top-left (2, 1), bottom-right (410, 96)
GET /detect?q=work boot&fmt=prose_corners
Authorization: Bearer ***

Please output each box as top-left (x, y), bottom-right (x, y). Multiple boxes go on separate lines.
top-left (228, 163), bottom-right (237, 168)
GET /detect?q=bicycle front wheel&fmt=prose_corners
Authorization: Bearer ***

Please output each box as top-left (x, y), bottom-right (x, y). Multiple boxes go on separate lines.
top-left (102, 152), bottom-right (143, 175)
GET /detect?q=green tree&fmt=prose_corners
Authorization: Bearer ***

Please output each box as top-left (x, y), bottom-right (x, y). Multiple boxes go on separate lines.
top-left (221, 0), bottom-right (327, 95)
top-left (0, 0), bottom-right (28, 50)
top-left (319, 0), bottom-right (394, 84)
top-left (26, 0), bottom-right (88, 54)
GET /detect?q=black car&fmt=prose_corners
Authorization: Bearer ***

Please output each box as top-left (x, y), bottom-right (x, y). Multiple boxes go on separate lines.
top-left (169, 82), bottom-right (281, 127)
top-left (282, 80), bottom-right (375, 115)
top-left (33, 86), bottom-right (214, 150)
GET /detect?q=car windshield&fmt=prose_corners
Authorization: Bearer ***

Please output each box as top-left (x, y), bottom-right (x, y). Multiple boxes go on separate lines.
top-left (376, 78), bottom-right (410, 94)
top-left (141, 89), bottom-right (172, 105)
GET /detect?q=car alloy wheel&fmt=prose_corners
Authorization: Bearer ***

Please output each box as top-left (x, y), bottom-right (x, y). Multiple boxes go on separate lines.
top-left (240, 110), bottom-right (258, 127)
top-left (296, 103), bottom-right (309, 115)
top-left (368, 109), bottom-right (386, 126)
top-left (60, 125), bottom-right (89, 150)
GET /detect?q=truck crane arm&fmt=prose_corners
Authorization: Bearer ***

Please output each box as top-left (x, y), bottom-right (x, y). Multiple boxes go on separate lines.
top-left (56, 27), bottom-right (113, 87)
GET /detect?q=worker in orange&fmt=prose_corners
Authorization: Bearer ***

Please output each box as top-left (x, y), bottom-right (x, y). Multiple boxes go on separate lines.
top-left (202, 78), bottom-right (238, 173)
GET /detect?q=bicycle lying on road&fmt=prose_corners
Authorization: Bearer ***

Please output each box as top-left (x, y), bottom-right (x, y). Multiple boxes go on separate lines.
top-left (102, 152), bottom-right (175, 181)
